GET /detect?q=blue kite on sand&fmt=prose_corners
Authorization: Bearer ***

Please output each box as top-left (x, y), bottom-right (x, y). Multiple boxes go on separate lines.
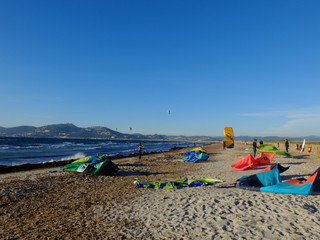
top-left (236, 167), bottom-right (320, 195)
top-left (181, 151), bottom-right (210, 163)
top-left (134, 178), bottom-right (223, 189)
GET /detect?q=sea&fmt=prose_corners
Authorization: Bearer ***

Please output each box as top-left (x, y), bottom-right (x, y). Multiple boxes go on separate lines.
top-left (0, 137), bottom-right (207, 166)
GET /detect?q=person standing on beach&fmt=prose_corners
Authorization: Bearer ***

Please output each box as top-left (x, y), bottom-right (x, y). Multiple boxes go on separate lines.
top-left (285, 139), bottom-right (289, 152)
top-left (138, 142), bottom-right (144, 159)
top-left (253, 139), bottom-right (258, 157)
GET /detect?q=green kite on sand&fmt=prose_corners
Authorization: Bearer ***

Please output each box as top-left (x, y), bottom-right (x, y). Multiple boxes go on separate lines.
top-left (62, 154), bottom-right (119, 175)
top-left (257, 144), bottom-right (292, 158)
top-left (134, 178), bottom-right (223, 189)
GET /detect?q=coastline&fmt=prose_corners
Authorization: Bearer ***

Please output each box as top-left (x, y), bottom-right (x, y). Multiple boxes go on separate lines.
top-left (1, 141), bottom-right (320, 239)
top-left (0, 137), bottom-right (204, 171)
top-left (0, 147), bottom-right (185, 175)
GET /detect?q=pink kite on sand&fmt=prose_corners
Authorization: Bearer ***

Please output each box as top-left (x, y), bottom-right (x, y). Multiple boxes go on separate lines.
top-left (231, 152), bottom-right (274, 171)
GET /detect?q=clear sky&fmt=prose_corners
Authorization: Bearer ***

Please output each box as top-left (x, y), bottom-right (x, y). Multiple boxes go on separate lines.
top-left (1, 1), bottom-right (320, 137)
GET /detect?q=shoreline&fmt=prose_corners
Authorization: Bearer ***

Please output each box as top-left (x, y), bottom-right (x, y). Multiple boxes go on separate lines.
top-left (0, 138), bottom-right (212, 174)
top-left (1, 141), bottom-right (320, 239)
top-left (0, 145), bottom-right (194, 175)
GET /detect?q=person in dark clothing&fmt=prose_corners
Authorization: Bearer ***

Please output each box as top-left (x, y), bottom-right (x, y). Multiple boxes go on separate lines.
top-left (259, 140), bottom-right (264, 145)
top-left (253, 139), bottom-right (258, 158)
top-left (285, 139), bottom-right (289, 152)
top-left (138, 142), bottom-right (144, 159)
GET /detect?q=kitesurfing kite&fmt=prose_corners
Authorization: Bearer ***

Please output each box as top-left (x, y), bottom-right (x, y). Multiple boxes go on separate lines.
top-left (257, 144), bottom-right (292, 158)
top-left (230, 152), bottom-right (274, 171)
top-left (301, 139), bottom-right (306, 152)
top-left (134, 178), bottom-right (223, 189)
top-left (62, 154), bottom-right (119, 176)
top-left (224, 127), bottom-right (234, 148)
top-left (236, 166), bottom-right (320, 195)
top-left (181, 147), bottom-right (209, 163)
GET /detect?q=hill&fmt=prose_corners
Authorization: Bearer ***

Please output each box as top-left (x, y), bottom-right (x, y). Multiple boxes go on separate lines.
top-left (0, 124), bottom-right (211, 141)
top-left (0, 124), bottom-right (319, 141)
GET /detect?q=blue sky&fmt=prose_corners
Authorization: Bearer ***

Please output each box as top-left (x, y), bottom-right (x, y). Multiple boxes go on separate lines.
top-left (1, 1), bottom-right (320, 137)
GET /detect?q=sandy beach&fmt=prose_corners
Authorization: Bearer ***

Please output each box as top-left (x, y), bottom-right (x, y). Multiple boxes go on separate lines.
top-left (1, 141), bottom-right (320, 239)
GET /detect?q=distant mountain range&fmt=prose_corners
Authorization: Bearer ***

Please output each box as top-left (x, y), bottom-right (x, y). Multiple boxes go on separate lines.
top-left (0, 123), bottom-right (214, 141)
top-left (0, 123), bottom-right (319, 142)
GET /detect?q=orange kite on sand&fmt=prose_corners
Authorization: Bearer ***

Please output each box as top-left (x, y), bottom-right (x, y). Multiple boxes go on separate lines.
top-left (231, 152), bottom-right (274, 171)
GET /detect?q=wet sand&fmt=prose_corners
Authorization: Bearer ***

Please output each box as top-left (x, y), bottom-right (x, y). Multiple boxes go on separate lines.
top-left (1, 141), bottom-right (320, 239)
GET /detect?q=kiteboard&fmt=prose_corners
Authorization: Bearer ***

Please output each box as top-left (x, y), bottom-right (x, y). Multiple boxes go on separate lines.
top-left (224, 127), bottom-right (234, 148)
top-left (300, 139), bottom-right (306, 152)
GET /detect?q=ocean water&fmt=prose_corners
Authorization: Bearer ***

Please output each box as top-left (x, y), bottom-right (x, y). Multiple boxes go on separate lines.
top-left (0, 137), bottom-right (206, 166)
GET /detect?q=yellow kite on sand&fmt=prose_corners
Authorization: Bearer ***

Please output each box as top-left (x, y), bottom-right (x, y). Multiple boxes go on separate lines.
top-left (224, 127), bottom-right (234, 148)
top-left (191, 147), bottom-right (207, 153)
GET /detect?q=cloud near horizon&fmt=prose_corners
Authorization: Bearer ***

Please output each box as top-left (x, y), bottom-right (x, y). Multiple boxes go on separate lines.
top-left (241, 107), bottom-right (320, 118)
top-left (241, 107), bottom-right (320, 136)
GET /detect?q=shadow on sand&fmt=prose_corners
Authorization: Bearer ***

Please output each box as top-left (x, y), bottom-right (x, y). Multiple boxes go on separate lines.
top-left (118, 163), bottom-right (148, 167)
top-left (292, 155), bottom-right (310, 160)
top-left (281, 161), bottom-right (306, 165)
top-left (116, 171), bottom-right (169, 177)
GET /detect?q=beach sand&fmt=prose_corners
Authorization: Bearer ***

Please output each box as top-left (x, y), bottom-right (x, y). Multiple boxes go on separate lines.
top-left (1, 141), bottom-right (320, 239)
